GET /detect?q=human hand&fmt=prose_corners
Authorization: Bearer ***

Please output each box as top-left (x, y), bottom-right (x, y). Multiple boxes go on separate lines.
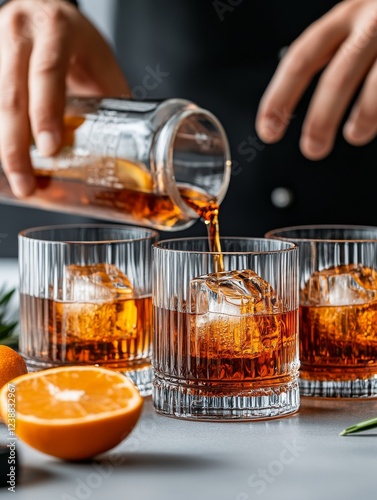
top-left (0, 0), bottom-right (129, 197)
top-left (256, 0), bottom-right (377, 160)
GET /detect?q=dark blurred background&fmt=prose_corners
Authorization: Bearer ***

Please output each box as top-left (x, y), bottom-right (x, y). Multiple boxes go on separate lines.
top-left (1, 0), bottom-right (376, 257)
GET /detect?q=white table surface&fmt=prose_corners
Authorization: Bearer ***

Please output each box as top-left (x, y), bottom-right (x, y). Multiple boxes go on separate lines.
top-left (1, 398), bottom-right (377, 500)
top-left (1, 259), bottom-right (377, 500)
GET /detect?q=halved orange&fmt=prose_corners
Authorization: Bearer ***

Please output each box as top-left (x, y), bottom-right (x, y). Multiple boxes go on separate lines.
top-left (0, 366), bottom-right (143, 461)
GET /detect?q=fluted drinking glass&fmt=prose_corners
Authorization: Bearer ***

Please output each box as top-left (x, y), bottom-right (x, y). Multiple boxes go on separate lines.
top-left (266, 225), bottom-right (377, 398)
top-left (152, 237), bottom-right (299, 420)
top-left (19, 224), bottom-right (158, 396)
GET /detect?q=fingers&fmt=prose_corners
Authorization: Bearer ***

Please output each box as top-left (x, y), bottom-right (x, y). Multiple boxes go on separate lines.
top-left (67, 14), bottom-right (130, 97)
top-left (80, 28), bottom-right (130, 96)
top-left (0, 12), bottom-right (35, 197)
top-left (28, 5), bottom-right (72, 156)
top-left (67, 47), bottom-right (130, 97)
top-left (300, 31), bottom-right (374, 160)
top-left (343, 58), bottom-right (377, 145)
top-left (84, 52), bottom-right (130, 97)
top-left (256, 4), bottom-right (349, 143)
top-left (300, 23), bottom-right (377, 160)
top-left (257, 0), bottom-right (377, 159)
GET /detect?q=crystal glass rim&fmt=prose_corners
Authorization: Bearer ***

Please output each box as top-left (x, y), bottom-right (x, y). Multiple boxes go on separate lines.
top-left (265, 224), bottom-right (377, 243)
top-left (154, 236), bottom-right (297, 255)
top-left (19, 224), bottom-right (159, 244)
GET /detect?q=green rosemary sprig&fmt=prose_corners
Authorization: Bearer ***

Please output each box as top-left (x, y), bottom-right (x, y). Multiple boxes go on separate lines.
top-left (0, 288), bottom-right (18, 342)
top-left (340, 416), bottom-right (377, 436)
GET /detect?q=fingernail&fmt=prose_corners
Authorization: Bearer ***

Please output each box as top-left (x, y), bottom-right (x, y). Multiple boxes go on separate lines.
top-left (36, 130), bottom-right (60, 156)
top-left (344, 121), bottom-right (369, 142)
top-left (258, 118), bottom-right (284, 142)
top-left (8, 173), bottom-right (36, 198)
top-left (300, 136), bottom-right (327, 159)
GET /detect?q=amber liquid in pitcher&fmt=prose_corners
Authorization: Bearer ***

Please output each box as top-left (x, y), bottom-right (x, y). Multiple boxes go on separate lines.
top-left (0, 114), bottom-right (224, 233)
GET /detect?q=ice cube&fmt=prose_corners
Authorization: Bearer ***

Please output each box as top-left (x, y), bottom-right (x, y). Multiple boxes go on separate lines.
top-left (190, 269), bottom-right (280, 316)
top-left (189, 270), bottom-right (283, 357)
top-left (56, 263), bottom-right (136, 341)
top-left (63, 263), bottom-right (134, 302)
top-left (301, 264), bottom-right (377, 306)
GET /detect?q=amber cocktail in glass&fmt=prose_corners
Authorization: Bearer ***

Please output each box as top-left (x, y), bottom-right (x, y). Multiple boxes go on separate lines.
top-left (19, 224), bottom-right (158, 396)
top-left (266, 225), bottom-right (377, 397)
top-left (152, 237), bottom-right (299, 420)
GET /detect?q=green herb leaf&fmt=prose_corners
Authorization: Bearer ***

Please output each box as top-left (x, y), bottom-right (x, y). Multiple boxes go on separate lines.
top-left (0, 287), bottom-right (18, 342)
top-left (0, 321), bottom-right (18, 340)
top-left (0, 288), bottom-right (15, 307)
top-left (340, 417), bottom-right (377, 436)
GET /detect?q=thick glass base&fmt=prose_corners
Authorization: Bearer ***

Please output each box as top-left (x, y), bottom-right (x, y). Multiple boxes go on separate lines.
top-left (153, 376), bottom-right (300, 421)
top-left (299, 376), bottom-right (377, 398)
top-left (124, 365), bottom-right (152, 397)
top-left (24, 357), bottom-right (152, 397)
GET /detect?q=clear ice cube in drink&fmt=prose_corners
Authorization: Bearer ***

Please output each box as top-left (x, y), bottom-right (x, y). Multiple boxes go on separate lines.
top-left (189, 270), bottom-right (283, 357)
top-left (57, 263), bottom-right (137, 341)
top-left (301, 264), bottom-right (377, 307)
